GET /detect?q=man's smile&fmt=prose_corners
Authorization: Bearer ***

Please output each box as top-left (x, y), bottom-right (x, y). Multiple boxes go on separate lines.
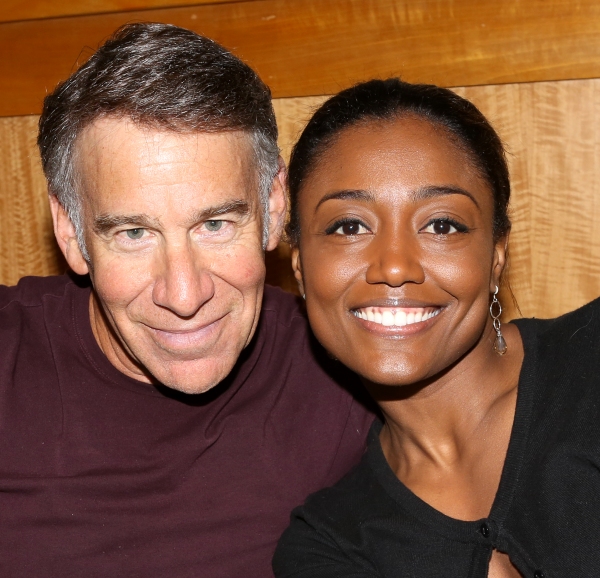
top-left (144, 313), bottom-right (227, 352)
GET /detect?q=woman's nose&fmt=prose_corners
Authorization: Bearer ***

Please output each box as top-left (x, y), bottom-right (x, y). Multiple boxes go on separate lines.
top-left (152, 244), bottom-right (215, 318)
top-left (364, 230), bottom-right (425, 287)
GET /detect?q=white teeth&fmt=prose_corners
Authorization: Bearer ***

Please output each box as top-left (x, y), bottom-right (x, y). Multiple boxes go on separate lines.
top-left (382, 311), bottom-right (394, 326)
top-left (353, 307), bottom-right (440, 327)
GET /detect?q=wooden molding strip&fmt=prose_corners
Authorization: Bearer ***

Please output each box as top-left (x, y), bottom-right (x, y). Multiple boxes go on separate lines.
top-left (1, 0), bottom-right (600, 116)
top-left (0, 0), bottom-right (244, 24)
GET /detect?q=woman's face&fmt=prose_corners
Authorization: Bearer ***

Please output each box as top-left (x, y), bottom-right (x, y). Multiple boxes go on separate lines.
top-left (292, 115), bottom-right (507, 386)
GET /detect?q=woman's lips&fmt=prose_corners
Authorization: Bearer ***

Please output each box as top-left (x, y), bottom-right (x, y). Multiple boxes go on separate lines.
top-left (352, 306), bottom-right (441, 327)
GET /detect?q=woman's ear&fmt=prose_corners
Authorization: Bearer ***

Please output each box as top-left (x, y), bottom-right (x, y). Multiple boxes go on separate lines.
top-left (49, 194), bottom-right (90, 276)
top-left (291, 246), bottom-right (305, 298)
top-left (490, 231), bottom-right (509, 292)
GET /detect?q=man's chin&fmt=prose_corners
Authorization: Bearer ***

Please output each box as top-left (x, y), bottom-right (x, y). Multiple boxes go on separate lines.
top-left (145, 358), bottom-right (235, 395)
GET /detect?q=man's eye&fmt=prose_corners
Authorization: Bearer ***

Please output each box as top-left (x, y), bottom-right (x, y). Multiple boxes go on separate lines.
top-left (125, 228), bottom-right (145, 240)
top-left (422, 219), bottom-right (467, 235)
top-left (204, 220), bottom-right (224, 232)
top-left (326, 220), bottom-right (369, 236)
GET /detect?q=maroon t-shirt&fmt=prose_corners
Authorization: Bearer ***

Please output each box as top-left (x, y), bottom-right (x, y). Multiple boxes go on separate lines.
top-left (0, 276), bottom-right (373, 577)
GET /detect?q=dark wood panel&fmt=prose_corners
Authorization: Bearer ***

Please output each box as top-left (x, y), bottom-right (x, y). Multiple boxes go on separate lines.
top-left (1, 0), bottom-right (600, 116)
top-left (0, 0), bottom-right (243, 24)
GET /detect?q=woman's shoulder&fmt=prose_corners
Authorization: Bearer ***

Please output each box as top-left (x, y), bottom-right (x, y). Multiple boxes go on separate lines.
top-left (512, 296), bottom-right (600, 352)
top-left (298, 452), bottom-right (384, 523)
top-left (511, 296), bottom-right (600, 414)
top-left (273, 451), bottom-right (392, 577)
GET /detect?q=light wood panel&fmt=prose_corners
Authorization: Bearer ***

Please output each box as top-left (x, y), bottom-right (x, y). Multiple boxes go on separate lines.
top-left (0, 117), bottom-right (66, 284)
top-left (1, 79), bottom-right (600, 321)
top-left (2, 0), bottom-right (600, 116)
top-left (0, 0), bottom-right (244, 24)
top-left (272, 96), bottom-right (328, 165)
top-left (454, 81), bottom-right (600, 319)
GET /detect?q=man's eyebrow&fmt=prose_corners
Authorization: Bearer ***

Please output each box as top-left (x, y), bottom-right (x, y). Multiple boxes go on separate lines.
top-left (92, 201), bottom-right (251, 235)
top-left (412, 185), bottom-right (480, 209)
top-left (93, 214), bottom-right (161, 235)
top-left (314, 190), bottom-right (375, 212)
top-left (188, 200), bottom-right (251, 225)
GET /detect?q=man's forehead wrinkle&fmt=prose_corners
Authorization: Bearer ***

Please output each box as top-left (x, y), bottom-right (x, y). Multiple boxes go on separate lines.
top-left (79, 119), bottom-right (143, 190)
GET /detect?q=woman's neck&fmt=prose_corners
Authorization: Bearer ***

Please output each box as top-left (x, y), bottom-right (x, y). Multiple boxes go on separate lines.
top-left (369, 322), bottom-right (524, 520)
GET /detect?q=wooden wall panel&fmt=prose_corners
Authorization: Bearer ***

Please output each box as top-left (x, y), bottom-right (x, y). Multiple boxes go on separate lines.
top-left (0, 0), bottom-right (243, 24)
top-left (2, 0), bottom-right (600, 116)
top-left (454, 80), bottom-right (600, 320)
top-left (1, 79), bottom-right (600, 321)
top-left (272, 96), bottom-right (328, 165)
top-left (0, 117), bottom-right (66, 285)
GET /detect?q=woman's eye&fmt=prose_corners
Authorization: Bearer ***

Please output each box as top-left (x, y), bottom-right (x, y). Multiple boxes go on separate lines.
top-left (327, 220), bottom-right (369, 236)
top-left (422, 219), bottom-right (467, 235)
top-left (125, 228), bottom-right (145, 240)
top-left (204, 220), bottom-right (224, 232)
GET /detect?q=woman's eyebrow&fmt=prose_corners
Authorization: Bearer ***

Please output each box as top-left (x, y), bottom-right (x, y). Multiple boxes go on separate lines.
top-left (314, 189), bottom-right (375, 212)
top-left (412, 185), bottom-right (480, 208)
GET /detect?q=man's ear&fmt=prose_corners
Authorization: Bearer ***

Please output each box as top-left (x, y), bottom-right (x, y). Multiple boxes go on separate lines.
top-left (49, 194), bottom-right (89, 275)
top-left (490, 231), bottom-right (509, 292)
top-left (265, 156), bottom-right (288, 251)
top-left (290, 246), bottom-right (305, 298)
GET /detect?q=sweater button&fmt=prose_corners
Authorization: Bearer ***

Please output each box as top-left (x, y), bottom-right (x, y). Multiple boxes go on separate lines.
top-left (479, 522), bottom-right (490, 538)
top-left (534, 572), bottom-right (545, 578)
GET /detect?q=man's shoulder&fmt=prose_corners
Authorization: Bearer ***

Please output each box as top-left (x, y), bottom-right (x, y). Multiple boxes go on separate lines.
top-left (261, 285), bottom-right (306, 327)
top-left (251, 284), bottom-right (375, 442)
top-left (0, 275), bottom-right (76, 311)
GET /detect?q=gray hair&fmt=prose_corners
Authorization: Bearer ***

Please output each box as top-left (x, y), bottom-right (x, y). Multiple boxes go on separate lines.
top-left (38, 22), bottom-right (280, 258)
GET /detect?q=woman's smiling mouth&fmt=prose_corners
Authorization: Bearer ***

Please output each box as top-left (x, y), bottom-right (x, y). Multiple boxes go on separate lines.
top-left (352, 306), bottom-right (441, 327)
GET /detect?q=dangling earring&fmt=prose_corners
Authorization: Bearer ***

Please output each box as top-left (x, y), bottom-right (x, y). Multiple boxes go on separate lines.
top-left (490, 285), bottom-right (507, 355)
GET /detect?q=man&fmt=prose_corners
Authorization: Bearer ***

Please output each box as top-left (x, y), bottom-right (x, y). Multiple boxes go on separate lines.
top-left (0, 23), bottom-right (372, 577)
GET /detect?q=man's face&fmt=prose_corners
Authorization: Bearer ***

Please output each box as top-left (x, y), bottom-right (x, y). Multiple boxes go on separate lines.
top-left (53, 117), bottom-right (285, 394)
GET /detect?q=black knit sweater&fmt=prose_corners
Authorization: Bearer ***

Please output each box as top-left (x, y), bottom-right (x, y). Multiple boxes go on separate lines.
top-left (274, 298), bottom-right (600, 578)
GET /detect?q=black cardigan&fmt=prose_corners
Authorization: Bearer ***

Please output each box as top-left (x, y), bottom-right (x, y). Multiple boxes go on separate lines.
top-left (274, 297), bottom-right (600, 578)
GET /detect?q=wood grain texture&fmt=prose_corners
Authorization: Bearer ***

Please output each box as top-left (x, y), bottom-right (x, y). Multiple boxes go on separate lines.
top-left (2, 0), bottom-right (600, 116)
top-left (454, 80), bottom-right (600, 320)
top-left (0, 0), bottom-right (244, 24)
top-left (1, 79), bottom-right (600, 320)
top-left (272, 96), bottom-right (328, 164)
top-left (0, 116), bottom-right (66, 285)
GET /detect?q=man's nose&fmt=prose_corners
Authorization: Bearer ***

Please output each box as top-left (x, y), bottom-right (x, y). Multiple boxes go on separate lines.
top-left (152, 243), bottom-right (215, 318)
top-left (364, 229), bottom-right (425, 287)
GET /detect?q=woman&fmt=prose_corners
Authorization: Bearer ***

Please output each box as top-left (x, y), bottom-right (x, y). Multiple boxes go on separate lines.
top-left (273, 79), bottom-right (600, 578)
